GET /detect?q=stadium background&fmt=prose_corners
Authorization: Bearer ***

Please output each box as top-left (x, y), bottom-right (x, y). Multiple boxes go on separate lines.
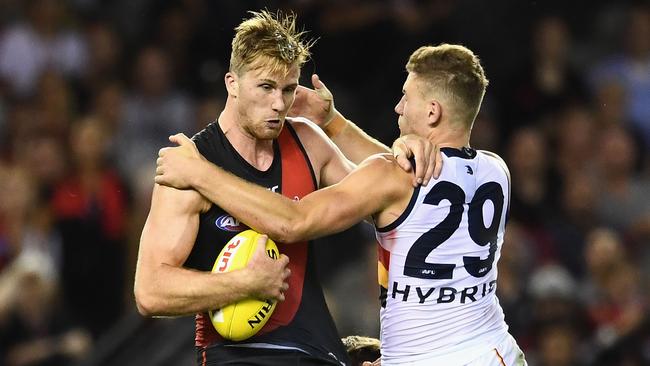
top-left (0, 0), bottom-right (648, 365)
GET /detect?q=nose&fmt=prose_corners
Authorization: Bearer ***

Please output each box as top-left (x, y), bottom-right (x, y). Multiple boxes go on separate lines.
top-left (394, 96), bottom-right (404, 115)
top-left (271, 91), bottom-right (287, 113)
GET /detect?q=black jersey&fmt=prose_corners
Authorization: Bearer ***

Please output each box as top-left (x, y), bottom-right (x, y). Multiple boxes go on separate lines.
top-left (185, 120), bottom-right (349, 366)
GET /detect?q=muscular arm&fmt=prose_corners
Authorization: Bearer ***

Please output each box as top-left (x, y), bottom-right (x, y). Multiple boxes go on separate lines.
top-left (289, 75), bottom-right (441, 184)
top-left (134, 185), bottom-right (288, 316)
top-left (325, 112), bottom-right (389, 164)
top-left (163, 154), bottom-right (407, 244)
top-left (289, 75), bottom-right (389, 164)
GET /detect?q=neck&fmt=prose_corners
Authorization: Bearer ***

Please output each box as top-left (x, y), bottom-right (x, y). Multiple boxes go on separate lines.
top-left (426, 123), bottom-right (471, 149)
top-left (219, 97), bottom-right (275, 170)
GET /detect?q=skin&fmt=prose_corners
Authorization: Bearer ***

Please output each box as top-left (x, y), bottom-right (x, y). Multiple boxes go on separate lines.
top-left (154, 72), bottom-right (472, 365)
top-left (288, 74), bottom-right (443, 185)
top-left (136, 56), bottom-right (443, 321)
top-left (154, 72), bottom-right (468, 244)
top-left (134, 65), bottom-right (310, 317)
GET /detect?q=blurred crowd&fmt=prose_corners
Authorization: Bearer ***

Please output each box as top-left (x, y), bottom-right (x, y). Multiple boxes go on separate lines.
top-left (0, 1), bottom-right (647, 365)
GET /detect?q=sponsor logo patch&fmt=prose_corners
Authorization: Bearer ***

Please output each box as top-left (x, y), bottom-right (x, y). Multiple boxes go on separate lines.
top-left (215, 215), bottom-right (248, 232)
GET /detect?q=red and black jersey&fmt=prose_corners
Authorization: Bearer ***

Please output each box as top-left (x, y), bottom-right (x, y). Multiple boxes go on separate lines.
top-left (185, 121), bottom-right (349, 365)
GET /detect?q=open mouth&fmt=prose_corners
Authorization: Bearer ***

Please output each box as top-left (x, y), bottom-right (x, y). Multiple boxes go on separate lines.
top-left (266, 118), bottom-right (281, 125)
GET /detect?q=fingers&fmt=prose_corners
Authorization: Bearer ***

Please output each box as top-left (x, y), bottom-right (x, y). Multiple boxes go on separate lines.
top-left (176, 133), bottom-right (193, 146)
top-left (394, 153), bottom-right (412, 174)
top-left (432, 144), bottom-right (443, 180)
top-left (393, 140), bottom-right (413, 173)
top-left (421, 143), bottom-right (436, 186)
top-left (412, 141), bottom-right (427, 187)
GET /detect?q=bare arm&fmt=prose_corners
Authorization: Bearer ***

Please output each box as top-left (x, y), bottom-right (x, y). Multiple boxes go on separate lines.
top-left (156, 148), bottom-right (407, 243)
top-left (134, 185), bottom-right (290, 316)
top-left (288, 74), bottom-right (442, 184)
top-left (288, 74), bottom-right (388, 163)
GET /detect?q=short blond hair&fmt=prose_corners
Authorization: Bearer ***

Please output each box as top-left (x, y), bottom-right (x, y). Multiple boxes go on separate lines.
top-left (230, 10), bottom-right (313, 76)
top-left (406, 44), bottom-right (488, 128)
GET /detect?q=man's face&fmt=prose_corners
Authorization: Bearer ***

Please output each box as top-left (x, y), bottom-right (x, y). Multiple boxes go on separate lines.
top-left (394, 73), bottom-right (429, 137)
top-left (235, 65), bottom-right (300, 140)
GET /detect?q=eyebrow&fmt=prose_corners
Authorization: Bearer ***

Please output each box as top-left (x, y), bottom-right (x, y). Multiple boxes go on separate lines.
top-left (260, 79), bottom-right (298, 89)
top-left (259, 79), bottom-right (278, 86)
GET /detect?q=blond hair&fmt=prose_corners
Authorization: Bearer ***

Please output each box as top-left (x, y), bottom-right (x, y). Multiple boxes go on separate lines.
top-left (230, 10), bottom-right (313, 76)
top-left (406, 44), bottom-right (488, 129)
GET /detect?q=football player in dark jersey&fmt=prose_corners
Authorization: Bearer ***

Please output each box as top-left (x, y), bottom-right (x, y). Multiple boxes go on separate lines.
top-left (136, 10), bottom-right (439, 366)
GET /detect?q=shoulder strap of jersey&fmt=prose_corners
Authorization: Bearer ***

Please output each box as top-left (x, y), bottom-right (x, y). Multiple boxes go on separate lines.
top-left (259, 122), bottom-right (316, 333)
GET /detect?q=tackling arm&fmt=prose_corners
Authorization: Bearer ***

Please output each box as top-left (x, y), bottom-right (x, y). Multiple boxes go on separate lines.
top-left (289, 74), bottom-right (441, 185)
top-left (158, 152), bottom-right (404, 244)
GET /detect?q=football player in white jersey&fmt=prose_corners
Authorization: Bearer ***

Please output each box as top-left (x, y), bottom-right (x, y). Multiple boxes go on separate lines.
top-left (155, 44), bottom-right (527, 366)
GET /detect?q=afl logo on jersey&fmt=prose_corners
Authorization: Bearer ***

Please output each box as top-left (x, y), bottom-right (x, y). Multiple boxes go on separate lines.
top-left (215, 215), bottom-right (248, 232)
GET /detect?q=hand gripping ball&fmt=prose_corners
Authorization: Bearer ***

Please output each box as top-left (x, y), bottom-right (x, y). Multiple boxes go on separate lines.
top-left (209, 230), bottom-right (279, 341)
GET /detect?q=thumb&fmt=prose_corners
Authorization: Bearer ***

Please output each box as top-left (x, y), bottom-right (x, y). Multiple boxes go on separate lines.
top-left (393, 141), bottom-right (413, 172)
top-left (169, 133), bottom-right (192, 146)
top-left (312, 74), bottom-right (332, 98)
top-left (311, 74), bottom-right (324, 90)
top-left (254, 234), bottom-right (269, 255)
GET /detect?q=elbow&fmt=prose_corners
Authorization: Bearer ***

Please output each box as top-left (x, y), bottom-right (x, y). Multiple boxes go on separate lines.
top-left (134, 282), bottom-right (160, 317)
top-left (275, 218), bottom-right (311, 243)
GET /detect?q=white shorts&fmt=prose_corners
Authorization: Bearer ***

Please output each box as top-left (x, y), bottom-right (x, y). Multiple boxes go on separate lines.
top-left (464, 334), bottom-right (527, 366)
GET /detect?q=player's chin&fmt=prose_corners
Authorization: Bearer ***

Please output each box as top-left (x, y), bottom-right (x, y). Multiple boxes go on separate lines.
top-left (252, 129), bottom-right (280, 141)
top-left (259, 124), bottom-right (283, 139)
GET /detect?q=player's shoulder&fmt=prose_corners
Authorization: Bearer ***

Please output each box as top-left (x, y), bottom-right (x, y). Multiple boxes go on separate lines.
top-left (285, 116), bottom-right (339, 159)
top-left (477, 149), bottom-right (506, 164)
top-left (152, 183), bottom-right (211, 214)
top-left (191, 121), bottom-right (220, 153)
top-left (477, 150), bottom-right (511, 181)
top-left (285, 116), bottom-right (326, 140)
top-left (358, 153), bottom-right (413, 185)
top-left (360, 153), bottom-right (399, 167)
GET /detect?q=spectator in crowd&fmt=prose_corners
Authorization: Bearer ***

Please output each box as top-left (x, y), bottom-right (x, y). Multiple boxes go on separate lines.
top-left (590, 4), bottom-right (650, 151)
top-left (0, 0), bottom-right (87, 97)
top-left (116, 46), bottom-right (195, 188)
top-left (51, 118), bottom-right (129, 338)
top-left (593, 126), bottom-right (650, 241)
top-left (0, 253), bottom-right (91, 366)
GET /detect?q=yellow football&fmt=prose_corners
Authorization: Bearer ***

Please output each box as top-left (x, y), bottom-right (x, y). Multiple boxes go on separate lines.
top-left (209, 230), bottom-right (279, 341)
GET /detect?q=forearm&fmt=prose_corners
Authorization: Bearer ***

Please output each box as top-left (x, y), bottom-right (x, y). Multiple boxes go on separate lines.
top-left (190, 158), bottom-right (386, 243)
top-left (135, 185), bottom-right (254, 317)
top-left (192, 162), bottom-right (305, 242)
top-left (135, 261), bottom-right (251, 316)
top-left (325, 112), bottom-right (390, 164)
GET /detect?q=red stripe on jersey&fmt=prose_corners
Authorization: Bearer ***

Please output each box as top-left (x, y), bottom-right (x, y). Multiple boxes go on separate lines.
top-left (257, 123), bottom-right (315, 334)
top-left (378, 244), bottom-right (390, 270)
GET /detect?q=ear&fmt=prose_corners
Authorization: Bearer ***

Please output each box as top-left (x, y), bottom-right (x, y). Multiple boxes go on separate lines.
top-left (427, 100), bottom-right (442, 127)
top-left (225, 72), bottom-right (238, 98)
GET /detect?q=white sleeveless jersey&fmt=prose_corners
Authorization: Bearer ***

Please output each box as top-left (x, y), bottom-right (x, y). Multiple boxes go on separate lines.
top-left (376, 147), bottom-right (512, 365)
